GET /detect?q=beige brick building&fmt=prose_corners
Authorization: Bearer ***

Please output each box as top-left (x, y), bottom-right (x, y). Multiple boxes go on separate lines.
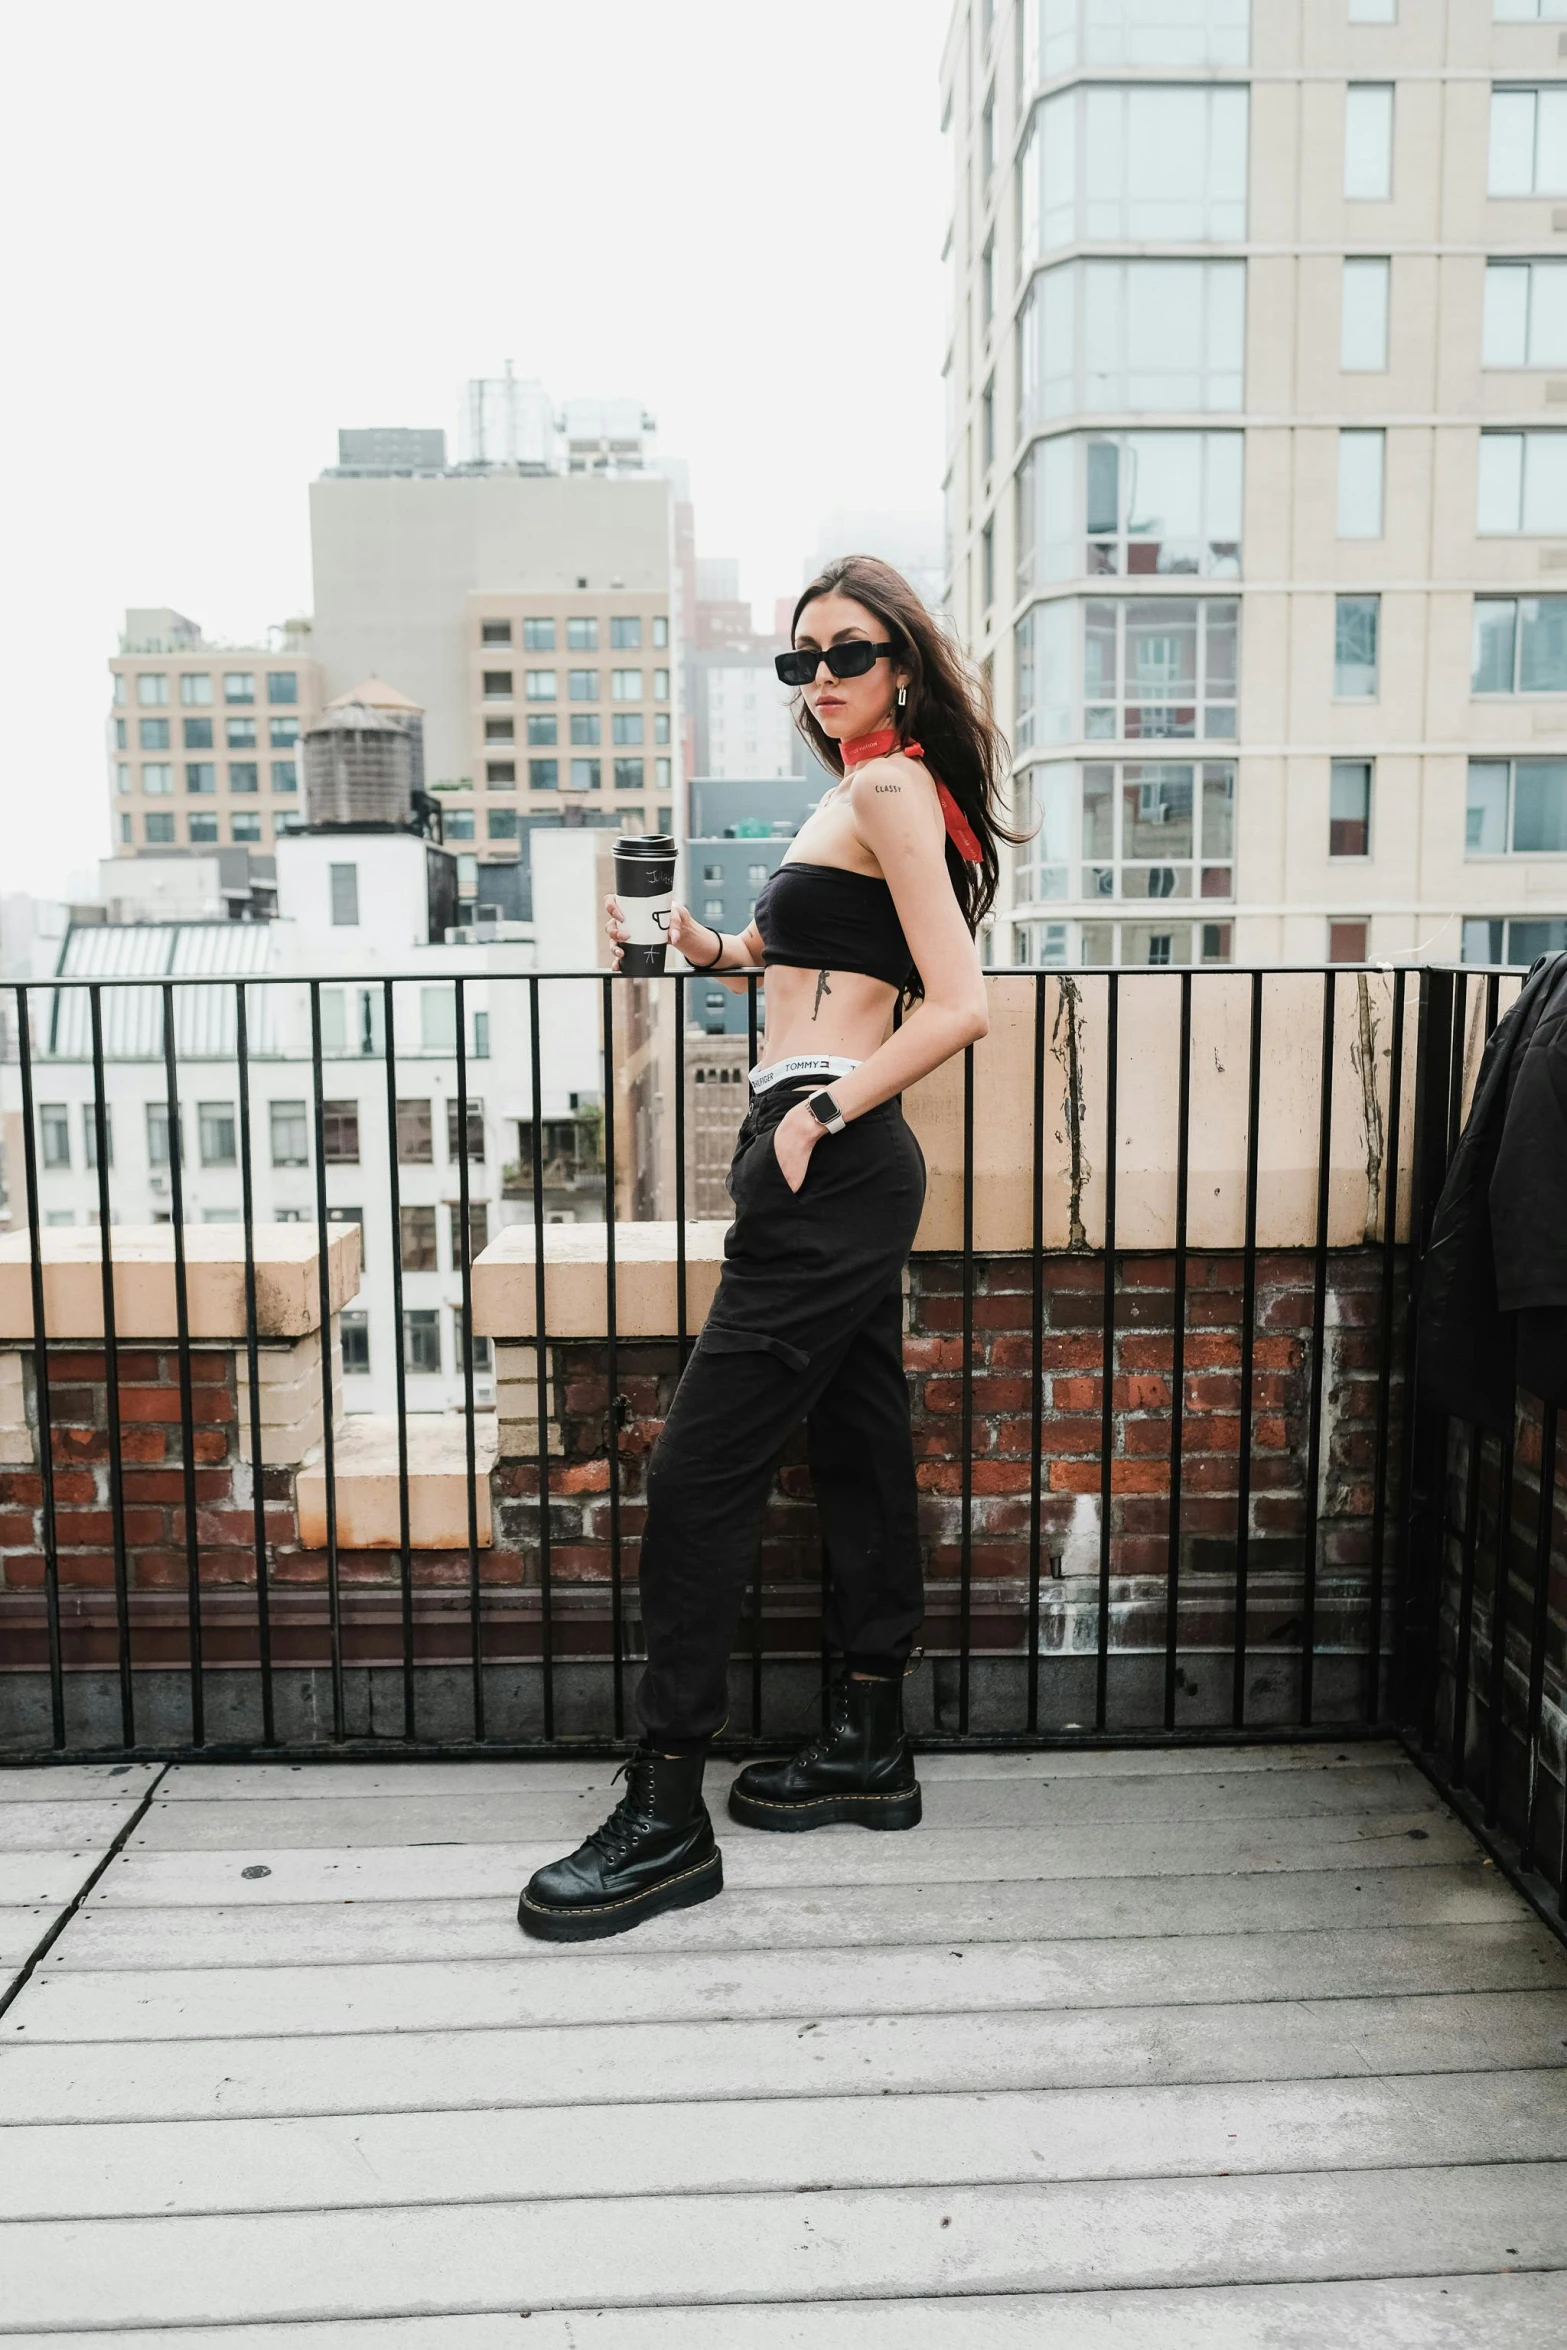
top-left (942, 0), bottom-right (1567, 969)
top-left (108, 609), bottom-right (321, 858)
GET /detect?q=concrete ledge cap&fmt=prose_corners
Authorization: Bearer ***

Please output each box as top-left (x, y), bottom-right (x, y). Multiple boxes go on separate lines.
top-left (472, 1221), bottom-right (727, 1340)
top-left (0, 1225), bottom-right (362, 1343)
top-left (297, 1411), bottom-right (497, 1550)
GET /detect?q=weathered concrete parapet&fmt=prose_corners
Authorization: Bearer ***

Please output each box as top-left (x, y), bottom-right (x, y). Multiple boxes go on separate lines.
top-left (0, 1223), bottom-right (362, 1344)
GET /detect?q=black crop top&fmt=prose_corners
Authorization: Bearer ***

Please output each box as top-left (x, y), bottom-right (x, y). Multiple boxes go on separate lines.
top-left (753, 861), bottom-right (914, 991)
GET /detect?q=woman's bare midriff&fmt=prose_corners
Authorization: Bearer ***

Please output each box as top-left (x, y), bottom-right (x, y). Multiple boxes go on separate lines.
top-left (757, 963), bottom-right (898, 1069)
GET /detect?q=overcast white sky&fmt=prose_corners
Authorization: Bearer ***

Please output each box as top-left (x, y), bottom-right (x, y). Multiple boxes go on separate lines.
top-left (0, 0), bottom-right (952, 898)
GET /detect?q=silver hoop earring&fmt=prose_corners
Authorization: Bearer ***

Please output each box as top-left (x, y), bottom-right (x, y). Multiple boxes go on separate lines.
top-left (897, 686), bottom-right (907, 709)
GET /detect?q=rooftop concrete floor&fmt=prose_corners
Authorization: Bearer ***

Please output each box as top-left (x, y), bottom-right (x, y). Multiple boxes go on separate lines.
top-left (2, 1742), bottom-right (1566, 2343)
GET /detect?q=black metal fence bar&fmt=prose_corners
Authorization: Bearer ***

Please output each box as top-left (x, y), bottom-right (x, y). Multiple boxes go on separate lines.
top-left (1095, 972), bottom-right (1119, 1734)
top-left (454, 976), bottom-right (484, 1741)
top-left (600, 974), bottom-right (625, 1742)
top-left (13, 987), bottom-right (64, 1748)
top-left (307, 982), bottom-right (345, 1742)
top-left (957, 1040), bottom-right (976, 1737)
top-left (1231, 969), bottom-right (1264, 1729)
top-left (527, 977), bottom-right (554, 1741)
top-left (159, 983), bottom-right (204, 1745)
top-left (234, 984), bottom-right (275, 1747)
top-left (1366, 967), bottom-right (1407, 1722)
top-left (88, 985), bottom-right (134, 1747)
top-left (380, 981), bottom-right (416, 1740)
top-left (1162, 971), bottom-right (1193, 1733)
top-left (1025, 974), bottom-right (1046, 1735)
top-left (1299, 970), bottom-right (1336, 1729)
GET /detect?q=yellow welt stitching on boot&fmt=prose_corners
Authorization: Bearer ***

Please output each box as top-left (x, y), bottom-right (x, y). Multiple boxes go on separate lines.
top-left (519, 1853), bottom-right (721, 1918)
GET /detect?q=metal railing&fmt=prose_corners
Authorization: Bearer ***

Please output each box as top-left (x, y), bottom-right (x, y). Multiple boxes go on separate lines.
top-left (0, 959), bottom-right (1561, 1931)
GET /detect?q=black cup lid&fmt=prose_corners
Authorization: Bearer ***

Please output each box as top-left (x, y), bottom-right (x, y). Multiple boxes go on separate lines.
top-left (616, 834), bottom-right (676, 857)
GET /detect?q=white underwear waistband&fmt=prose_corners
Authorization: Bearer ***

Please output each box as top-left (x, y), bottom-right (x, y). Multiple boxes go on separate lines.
top-left (748, 1054), bottom-right (861, 1097)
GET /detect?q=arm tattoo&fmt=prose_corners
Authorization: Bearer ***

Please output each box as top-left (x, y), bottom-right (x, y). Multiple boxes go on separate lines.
top-left (812, 969), bottom-right (833, 1020)
top-left (873, 782), bottom-right (901, 794)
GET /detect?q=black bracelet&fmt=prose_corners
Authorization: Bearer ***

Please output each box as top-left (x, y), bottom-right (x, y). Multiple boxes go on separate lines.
top-left (689, 923), bottom-right (727, 971)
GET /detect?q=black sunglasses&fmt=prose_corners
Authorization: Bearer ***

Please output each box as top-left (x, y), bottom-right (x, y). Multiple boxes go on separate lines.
top-left (775, 640), bottom-right (896, 688)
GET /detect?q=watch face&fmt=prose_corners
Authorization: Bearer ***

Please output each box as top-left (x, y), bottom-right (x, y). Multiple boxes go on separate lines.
top-left (812, 1091), bottom-right (840, 1127)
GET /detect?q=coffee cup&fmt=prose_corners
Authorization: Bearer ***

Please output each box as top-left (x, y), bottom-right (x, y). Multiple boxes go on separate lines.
top-left (613, 834), bottom-right (676, 975)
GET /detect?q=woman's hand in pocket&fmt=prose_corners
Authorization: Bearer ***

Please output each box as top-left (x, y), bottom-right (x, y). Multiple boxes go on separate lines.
top-left (771, 1102), bottom-right (825, 1194)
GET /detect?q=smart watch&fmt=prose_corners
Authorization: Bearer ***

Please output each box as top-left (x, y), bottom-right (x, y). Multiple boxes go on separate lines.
top-left (807, 1089), bottom-right (847, 1135)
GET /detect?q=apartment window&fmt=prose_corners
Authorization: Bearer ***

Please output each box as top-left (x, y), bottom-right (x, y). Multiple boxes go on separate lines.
top-left (146, 812), bottom-right (174, 842)
top-left (142, 763), bottom-right (172, 794)
top-left (396, 1098), bottom-right (433, 1164)
top-left (113, 674), bottom-right (127, 704)
top-left (1473, 595), bottom-right (1567, 691)
top-left (446, 1098), bottom-right (485, 1160)
top-left (1477, 431), bottom-right (1567, 531)
top-left (452, 1308), bottom-right (493, 1377)
top-left (610, 616), bottom-right (642, 650)
top-left (1026, 0), bottom-right (1253, 72)
top-left (116, 762), bottom-right (131, 793)
top-left (269, 1100), bottom-right (308, 1167)
top-left (653, 615), bottom-right (669, 649)
top-left (1337, 430), bottom-right (1386, 537)
top-left (449, 1201), bottom-right (490, 1266)
top-left (186, 762), bottom-right (216, 794)
top-left (1467, 757), bottom-right (1567, 853)
top-left (1334, 595), bottom-right (1380, 697)
top-left (569, 758), bottom-right (601, 791)
top-left (267, 671), bottom-right (298, 704)
top-left (1020, 260), bottom-right (1246, 424)
top-left (1021, 84), bottom-right (1248, 259)
top-left (225, 715), bottom-right (255, 750)
top-left (473, 1011), bottom-right (490, 1059)
top-left (611, 668), bottom-right (643, 700)
top-left (1061, 597), bottom-right (1239, 744)
top-left (981, 521), bottom-right (995, 613)
top-left (329, 863), bottom-right (359, 925)
top-left (1348, 0), bottom-right (1396, 19)
top-left (484, 720), bottom-right (514, 748)
top-left (139, 717), bottom-right (169, 751)
top-left (146, 1103), bottom-right (176, 1168)
top-left (483, 670), bottom-right (515, 701)
top-left (525, 670), bottom-right (557, 702)
top-left (114, 719), bottom-right (127, 750)
top-left (488, 807), bottom-right (519, 839)
top-left (137, 674), bottom-right (167, 706)
top-left (182, 717), bottom-right (212, 750)
top-left (703, 895), bottom-right (724, 918)
top-left (1015, 757), bottom-right (1235, 906)
top-left (224, 673), bottom-right (254, 704)
top-left (40, 1105), bottom-right (70, 1169)
top-left (1330, 761), bottom-right (1373, 857)
top-left (530, 758), bottom-right (559, 790)
top-left (567, 617), bottom-right (599, 652)
top-left (1340, 258), bottom-right (1390, 371)
top-left (569, 670), bottom-right (599, 701)
top-left (1344, 86), bottom-right (1394, 201)
top-left (613, 712), bottom-right (644, 745)
top-left (657, 761), bottom-right (672, 792)
top-left (179, 674), bottom-right (211, 706)
top-left (1483, 262), bottom-right (1567, 366)
top-left (398, 1204), bottom-right (439, 1272)
top-left (1328, 920), bottom-right (1370, 964)
top-left (230, 764), bottom-right (259, 793)
top-left (340, 1311), bottom-right (370, 1375)
top-left (570, 714), bottom-right (601, 745)
top-left (1464, 915), bottom-right (1567, 963)
top-left (486, 760), bottom-right (516, 785)
top-left (269, 717), bottom-right (298, 748)
top-left (78, 1106), bottom-right (114, 1173)
top-left (271, 760), bottom-right (298, 794)
top-left (1494, 3), bottom-right (1567, 18)
top-left (403, 1310), bottom-right (442, 1375)
top-left (615, 757), bottom-right (645, 790)
top-left (480, 620), bottom-right (512, 647)
top-left (523, 618), bottom-right (555, 650)
top-left (319, 1102), bottom-right (358, 1164)
top-left (198, 1102), bottom-right (236, 1167)
top-left (1018, 431), bottom-right (1243, 590)
top-left (982, 239), bottom-right (995, 328)
top-left (527, 714), bottom-right (558, 746)
top-left (189, 812), bottom-right (219, 843)
top-left (981, 83), bottom-right (995, 184)
top-left (654, 669), bottom-right (670, 699)
top-left (1489, 87), bottom-right (1567, 197)
top-left (118, 812), bottom-right (132, 843)
top-left (655, 712), bottom-right (671, 744)
top-left (232, 811), bottom-right (261, 842)
top-left (445, 809), bottom-right (475, 839)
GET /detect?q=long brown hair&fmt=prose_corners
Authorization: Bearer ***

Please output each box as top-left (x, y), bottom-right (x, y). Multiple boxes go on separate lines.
top-left (789, 555), bottom-right (1020, 956)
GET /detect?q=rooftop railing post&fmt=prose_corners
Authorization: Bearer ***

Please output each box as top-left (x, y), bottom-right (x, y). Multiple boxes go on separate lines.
top-left (89, 984), bottom-right (134, 1748)
top-left (308, 982), bottom-right (345, 1742)
top-left (1230, 968), bottom-right (1264, 1729)
top-left (14, 984), bottom-right (66, 1748)
top-left (1162, 972), bottom-right (1193, 1733)
top-left (1025, 972), bottom-right (1045, 1735)
top-left (381, 980), bottom-right (416, 1741)
top-left (1094, 972), bottom-right (1119, 1733)
top-left (526, 976), bottom-right (554, 1742)
top-left (234, 982), bottom-right (275, 1746)
top-left (1397, 966), bottom-right (1456, 1743)
top-left (160, 981), bottom-right (204, 1746)
top-left (1300, 970), bottom-right (1337, 1729)
top-left (455, 975), bottom-right (485, 1741)
top-left (1366, 967), bottom-right (1407, 1725)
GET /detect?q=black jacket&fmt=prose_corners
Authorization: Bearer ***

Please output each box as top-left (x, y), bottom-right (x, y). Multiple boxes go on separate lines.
top-left (1417, 952), bottom-right (1567, 1431)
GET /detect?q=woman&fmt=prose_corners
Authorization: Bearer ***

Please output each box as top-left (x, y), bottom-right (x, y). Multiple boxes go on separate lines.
top-left (519, 554), bottom-right (1013, 1940)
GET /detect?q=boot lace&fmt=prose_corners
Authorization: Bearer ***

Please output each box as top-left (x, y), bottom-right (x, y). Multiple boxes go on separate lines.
top-left (583, 1756), bottom-right (657, 1868)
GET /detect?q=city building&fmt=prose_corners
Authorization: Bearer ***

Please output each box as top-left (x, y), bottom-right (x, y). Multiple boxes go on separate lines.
top-left (941, 0), bottom-right (1567, 970)
top-left (108, 611), bottom-right (321, 862)
top-left (308, 461), bottom-right (677, 888)
top-left (683, 773), bottom-right (825, 1036)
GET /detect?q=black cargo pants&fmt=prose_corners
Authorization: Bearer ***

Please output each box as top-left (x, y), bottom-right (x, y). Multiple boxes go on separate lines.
top-left (634, 1077), bottom-right (928, 1747)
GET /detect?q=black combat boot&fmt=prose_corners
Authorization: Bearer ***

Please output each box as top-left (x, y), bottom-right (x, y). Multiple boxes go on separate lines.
top-left (518, 1751), bottom-right (722, 1941)
top-left (728, 1673), bottom-right (921, 1832)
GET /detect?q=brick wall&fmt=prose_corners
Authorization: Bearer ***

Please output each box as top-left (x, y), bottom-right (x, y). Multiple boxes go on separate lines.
top-left (0, 1249), bottom-right (1402, 1684)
